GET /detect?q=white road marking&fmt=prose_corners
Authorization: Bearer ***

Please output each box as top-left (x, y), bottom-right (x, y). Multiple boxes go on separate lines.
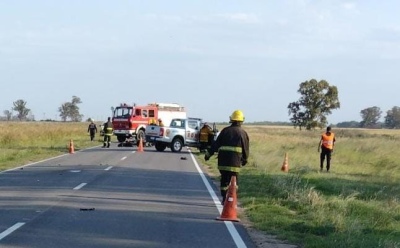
top-left (0, 145), bottom-right (102, 174)
top-left (121, 156), bottom-right (127, 160)
top-left (1, 154), bottom-right (68, 174)
top-left (73, 183), bottom-right (87, 190)
top-left (105, 166), bottom-right (113, 171)
top-left (189, 151), bottom-right (247, 248)
top-left (0, 222), bottom-right (25, 240)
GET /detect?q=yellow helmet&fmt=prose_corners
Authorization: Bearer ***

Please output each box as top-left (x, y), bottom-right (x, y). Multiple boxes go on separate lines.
top-left (229, 110), bottom-right (245, 122)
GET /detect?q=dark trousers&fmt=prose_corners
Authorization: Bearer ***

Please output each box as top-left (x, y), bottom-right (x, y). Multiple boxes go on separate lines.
top-left (320, 146), bottom-right (333, 171)
top-left (89, 131), bottom-right (96, 141)
top-left (199, 142), bottom-right (208, 152)
top-left (219, 170), bottom-right (238, 203)
top-left (103, 135), bottom-right (111, 147)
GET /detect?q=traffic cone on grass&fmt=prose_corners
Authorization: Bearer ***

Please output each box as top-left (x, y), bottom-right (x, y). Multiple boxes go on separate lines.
top-left (69, 139), bottom-right (75, 154)
top-left (281, 152), bottom-right (289, 172)
top-left (216, 176), bottom-right (240, 222)
top-left (137, 137), bottom-right (144, 152)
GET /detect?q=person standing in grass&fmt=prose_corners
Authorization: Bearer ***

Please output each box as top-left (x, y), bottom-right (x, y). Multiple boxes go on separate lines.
top-left (204, 110), bottom-right (249, 205)
top-left (87, 120), bottom-right (98, 142)
top-left (102, 117), bottom-right (114, 148)
top-left (318, 126), bottom-right (336, 172)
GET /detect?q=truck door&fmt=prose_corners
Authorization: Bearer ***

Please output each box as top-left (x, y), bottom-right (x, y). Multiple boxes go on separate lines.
top-left (186, 119), bottom-right (200, 145)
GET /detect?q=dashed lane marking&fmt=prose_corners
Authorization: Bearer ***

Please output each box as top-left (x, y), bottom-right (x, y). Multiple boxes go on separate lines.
top-left (0, 222), bottom-right (25, 241)
top-left (73, 183), bottom-right (87, 190)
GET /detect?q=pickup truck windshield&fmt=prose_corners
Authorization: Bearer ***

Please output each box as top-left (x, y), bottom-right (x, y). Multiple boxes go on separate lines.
top-left (114, 107), bottom-right (133, 118)
top-left (171, 119), bottom-right (185, 128)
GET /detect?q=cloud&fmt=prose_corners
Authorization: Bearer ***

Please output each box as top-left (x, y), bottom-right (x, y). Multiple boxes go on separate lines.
top-left (141, 14), bottom-right (183, 22)
top-left (216, 13), bottom-right (261, 24)
top-left (342, 2), bottom-right (356, 10)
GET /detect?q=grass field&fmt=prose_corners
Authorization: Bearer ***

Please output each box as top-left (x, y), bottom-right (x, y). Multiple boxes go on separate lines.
top-left (200, 125), bottom-right (400, 248)
top-left (1, 122), bottom-right (400, 247)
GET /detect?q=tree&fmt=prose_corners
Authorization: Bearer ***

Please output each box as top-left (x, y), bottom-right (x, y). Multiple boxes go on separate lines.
top-left (287, 79), bottom-right (340, 130)
top-left (360, 106), bottom-right (382, 128)
top-left (3, 110), bottom-right (12, 121)
top-left (384, 106), bottom-right (400, 129)
top-left (336, 121), bottom-right (360, 128)
top-left (12, 99), bottom-right (31, 121)
top-left (58, 96), bottom-right (83, 122)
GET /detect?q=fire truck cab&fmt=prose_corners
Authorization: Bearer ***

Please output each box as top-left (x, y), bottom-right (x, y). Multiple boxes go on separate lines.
top-left (112, 103), bottom-right (187, 144)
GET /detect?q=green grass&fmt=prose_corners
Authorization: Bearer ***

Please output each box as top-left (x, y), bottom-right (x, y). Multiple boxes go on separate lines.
top-left (200, 125), bottom-right (400, 248)
top-left (0, 121), bottom-right (103, 171)
top-left (1, 122), bottom-right (400, 247)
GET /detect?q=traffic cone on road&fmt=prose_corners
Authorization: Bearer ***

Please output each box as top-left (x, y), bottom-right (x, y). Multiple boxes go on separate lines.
top-left (281, 152), bottom-right (289, 172)
top-left (216, 176), bottom-right (240, 222)
top-left (69, 139), bottom-right (75, 154)
top-left (137, 137), bottom-right (144, 152)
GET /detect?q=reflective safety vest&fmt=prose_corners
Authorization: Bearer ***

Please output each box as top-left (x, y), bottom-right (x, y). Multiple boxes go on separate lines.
top-left (321, 133), bottom-right (335, 149)
top-left (104, 122), bottom-right (114, 136)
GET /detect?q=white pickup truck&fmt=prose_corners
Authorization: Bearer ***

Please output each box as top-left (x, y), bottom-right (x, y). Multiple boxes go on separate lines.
top-left (145, 117), bottom-right (203, 152)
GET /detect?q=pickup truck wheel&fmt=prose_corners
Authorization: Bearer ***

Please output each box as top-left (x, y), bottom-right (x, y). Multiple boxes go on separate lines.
top-left (171, 138), bottom-right (183, 152)
top-left (117, 135), bottom-right (126, 143)
top-left (155, 142), bottom-right (166, 152)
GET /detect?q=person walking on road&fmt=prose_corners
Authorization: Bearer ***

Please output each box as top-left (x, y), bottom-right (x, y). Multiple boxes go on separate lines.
top-left (87, 120), bottom-right (98, 142)
top-left (102, 117), bottom-right (114, 148)
top-left (318, 126), bottom-right (336, 172)
top-left (204, 110), bottom-right (249, 204)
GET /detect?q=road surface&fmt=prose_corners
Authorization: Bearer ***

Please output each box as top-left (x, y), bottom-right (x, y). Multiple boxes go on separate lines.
top-left (0, 144), bottom-right (258, 248)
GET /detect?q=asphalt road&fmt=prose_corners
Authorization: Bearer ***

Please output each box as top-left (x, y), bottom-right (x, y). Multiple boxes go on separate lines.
top-left (0, 144), bottom-right (257, 248)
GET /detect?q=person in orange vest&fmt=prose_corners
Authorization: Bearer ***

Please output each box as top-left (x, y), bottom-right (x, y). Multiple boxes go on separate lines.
top-left (318, 126), bottom-right (336, 172)
top-left (205, 110), bottom-right (249, 205)
top-left (199, 122), bottom-right (214, 153)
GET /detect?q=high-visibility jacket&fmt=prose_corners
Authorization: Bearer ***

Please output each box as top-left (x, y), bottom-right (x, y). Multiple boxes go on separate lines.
top-left (209, 123), bottom-right (249, 172)
top-left (200, 126), bottom-right (213, 142)
top-left (103, 121), bottom-right (114, 136)
top-left (321, 132), bottom-right (335, 149)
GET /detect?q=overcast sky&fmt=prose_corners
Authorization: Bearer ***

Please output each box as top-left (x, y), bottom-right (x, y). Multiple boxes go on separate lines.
top-left (1, 0), bottom-right (400, 124)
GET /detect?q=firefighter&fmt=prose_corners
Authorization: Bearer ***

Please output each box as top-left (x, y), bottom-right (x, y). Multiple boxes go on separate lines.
top-left (148, 118), bottom-right (157, 125)
top-left (102, 117), bottom-right (114, 148)
top-left (318, 126), bottom-right (336, 172)
top-left (204, 110), bottom-right (249, 204)
top-left (158, 119), bottom-right (164, 127)
top-left (87, 120), bottom-right (98, 142)
top-left (199, 122), bottom-right (214, 153)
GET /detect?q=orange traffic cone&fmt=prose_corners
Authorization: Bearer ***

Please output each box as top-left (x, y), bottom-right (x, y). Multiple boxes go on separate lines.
top-left (69, 139), bottom-right (75, 154)
top-left (216, 176), bottom-right (240, 222)
top-left (137, 137), bottom-right (144, 152)
top-left (281, 152), bottom-right (289, 172)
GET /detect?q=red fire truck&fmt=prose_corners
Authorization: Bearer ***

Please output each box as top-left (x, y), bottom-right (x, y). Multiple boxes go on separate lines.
top-left (112, 103), bottom-right (187, 144)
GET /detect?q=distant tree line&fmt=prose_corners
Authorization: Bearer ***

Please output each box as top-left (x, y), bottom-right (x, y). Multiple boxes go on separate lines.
top-left (1, 96), bottom-right (84, 122)
top-left (1, 88), bottom-right (399, 129)
top-left (337, 106), bottom-right (400, 129)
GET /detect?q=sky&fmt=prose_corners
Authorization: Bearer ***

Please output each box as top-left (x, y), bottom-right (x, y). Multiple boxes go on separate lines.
top-left (1, 0), bottom-right (400, 124)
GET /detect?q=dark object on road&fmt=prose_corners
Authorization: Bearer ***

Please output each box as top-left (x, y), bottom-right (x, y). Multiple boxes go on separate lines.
top-left (80, 208), bottom-right (95, 211)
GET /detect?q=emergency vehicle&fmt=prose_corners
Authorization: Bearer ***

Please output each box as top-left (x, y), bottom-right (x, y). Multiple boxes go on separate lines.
top-left (112, 103), bottom-right (187, 144)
